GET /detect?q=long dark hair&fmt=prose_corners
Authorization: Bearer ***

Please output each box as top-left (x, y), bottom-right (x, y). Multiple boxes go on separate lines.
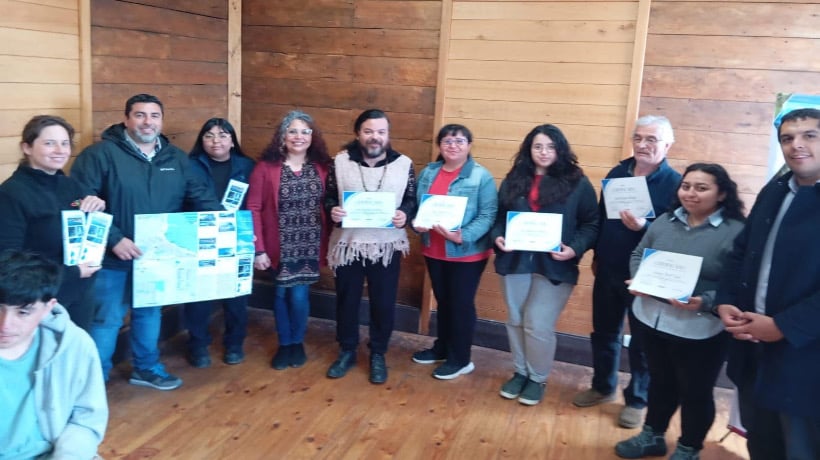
top-left (190, 118), bottom-right (246, 159)
top-left (499, 124), bottom-right (583, 209)
top-left (671, 163), bottom-right (746, 221)
top-left (260, 110), bottom-right (331, 165)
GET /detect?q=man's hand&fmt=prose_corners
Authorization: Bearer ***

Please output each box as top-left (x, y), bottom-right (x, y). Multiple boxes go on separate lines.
top-left (79, 195), bottom-right (106, 212)
top-left (716, 304), bottom-right (748, 328)
top-left (619, 209), bottom-right (647, 232)
top-left (112, 237), bottom-right (142, 261)
top-left (549, 243), bottom-right (576, 261)
top-left (330, 206), bottom-right (346, 224)
top-left (392, 210), bottom-right (407, 228)
top-left (726, 311), bottom-right (785, 343)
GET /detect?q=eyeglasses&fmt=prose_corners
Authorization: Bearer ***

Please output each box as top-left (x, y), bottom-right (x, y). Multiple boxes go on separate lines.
top-left (203, 133), bottom-right (231, 141)
top-left (286, 128), bottom-right (313, 136)
top-left (632, 136), bottom-right (662, 145)
top-left (532, 144), bottom-right (556, 153)
top-left (441, 138), bottom-right (468, 146)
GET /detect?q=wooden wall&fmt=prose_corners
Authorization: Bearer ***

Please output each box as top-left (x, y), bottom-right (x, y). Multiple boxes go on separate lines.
top-left (242, 0), bottom-right (442, 306)
top-left (0, 0), bottom-right (85, 180)
top-left (436, 0), bottom-right (641, 336)
top-left (643, 0), bottom-right (820, 206)
top-left (89, 0), bottom-right (229, 150)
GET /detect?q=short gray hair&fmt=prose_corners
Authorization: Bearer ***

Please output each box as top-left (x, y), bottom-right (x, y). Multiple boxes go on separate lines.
top-left (634, 115), bottom-right (675, 143)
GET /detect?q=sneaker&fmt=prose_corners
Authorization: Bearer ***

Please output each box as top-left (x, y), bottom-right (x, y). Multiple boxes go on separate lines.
top-left (129, 366), bottom-right (183, 391)
top-left (614, 425), bottom-right (667, 458)
top-left (499, 372), bottom-right (528, 399)
top-left (223, 350), bottom-right (244, 365)
top-left (412, 348), bottom-right (446, 364)
top-left (290, 343), bottom-right (307, 368)
top-left (669, 442), bottom-right (700, 460)
top-left (517, 379), bottom-right (546, 406)
top-left (186, 349), bottom-right (211, 368)
top-left (619, 405), bottom-right (646, 429)
top-left (271, 345), bottom-right (291, 370)
top-left (573, 388), bottom-right (617, 407)
top-left (432, 362), bottom-right (475, 380)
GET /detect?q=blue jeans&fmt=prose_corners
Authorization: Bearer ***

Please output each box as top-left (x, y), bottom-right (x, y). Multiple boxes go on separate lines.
top-left (89, 268), bottom-right (163, 379)
top-left (184, 295), bottom-right (248, 353)
top-left (273, 284), bottom-right (310, 345)
top-left (590, 269), bottom-right (650, 408)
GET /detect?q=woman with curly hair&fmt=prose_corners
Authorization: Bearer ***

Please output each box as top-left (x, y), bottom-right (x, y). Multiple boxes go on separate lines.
top-left (247, 110), bottom-right (332, 370)
top-left (491, 124), bottom-right (599, 406)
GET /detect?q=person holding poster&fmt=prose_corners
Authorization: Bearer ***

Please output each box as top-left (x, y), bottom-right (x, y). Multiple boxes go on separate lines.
top-left (574, 115), bottom-right (681, 429)
top-left (716, 108), bottom-right (820, 460)
top-left (71, 94), bottom-right (222, 390)
top-left (183, 118), bottom-right (255, 368)
top-left (410, 124), bottom-right (497, 380)
top-left (613, 163), bottom-right (745, 459)
top-left (0, 115), bottom-right (106, 333)
top-left (324, 109), bottom-right (417, 384)
top-left (490, 124), bottom-right (599, 406)
top-left (248, 111), bottom-right (331, 370)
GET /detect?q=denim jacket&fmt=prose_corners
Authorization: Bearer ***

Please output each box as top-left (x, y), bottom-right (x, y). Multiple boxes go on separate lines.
top-left (415, 156), bottom-right (498, 258)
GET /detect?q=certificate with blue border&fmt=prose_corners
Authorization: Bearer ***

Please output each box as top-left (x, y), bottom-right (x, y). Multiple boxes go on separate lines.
top-left (630, 249), bottom-right (702, 303)
top-left (602, 176), bottom-right (655, 219)
top-left (341, 191), bottom-right (396, 228)
top-left (504, 211), bottom-right (562, 252)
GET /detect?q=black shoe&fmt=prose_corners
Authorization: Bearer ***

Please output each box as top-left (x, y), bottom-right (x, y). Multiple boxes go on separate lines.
top-left (369, 353), bottom-right (388, 384)
top-left (187, 348), bottom-right (211, 368)
top-left (271, 345), bottom-right (291, 370)
top-left (411, 348), bottom-right (446, 364)
top-left (223, 350), bottom-right (244, 365)
top-left (290, 343), bottom-right (307, 368)
top-left (327, 350), bottom-right (357, 378)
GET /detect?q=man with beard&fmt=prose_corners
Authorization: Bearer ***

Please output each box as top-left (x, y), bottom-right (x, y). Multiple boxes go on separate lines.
top-left (71, 94), bottom-right (221, 390)
top-left (324, 109), bottom-right (417, 384)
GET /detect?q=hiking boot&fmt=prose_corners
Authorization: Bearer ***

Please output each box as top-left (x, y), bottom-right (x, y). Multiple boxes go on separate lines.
top-left (129, 366), bottom-right (183, 391)
top-left (669, 442), bottom-right (700, 460)
top-left (518, 379), bottom-right (546, 406)
top-left (499, 373), bottom-right (528, 399)
top-left (615, 425), bottom-right (667, 458)
top-left (573, 388), bottom-right (617, 407)
top-left (619, 405), bottom-right (646, 429)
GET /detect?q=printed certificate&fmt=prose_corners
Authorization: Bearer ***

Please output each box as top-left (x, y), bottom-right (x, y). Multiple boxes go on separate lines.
top-left (414, 194), bottom-right (468, 230)
top-left (630, 249), bottom-right (703, 303)
top-left (341, 191), bottom-right (396, 228)
top-left (221, 179), bottom-right (249, 211)
top-left (602, 176), bottom-right (655, 219)
top-left (504, 211), bottom-right (562, 252)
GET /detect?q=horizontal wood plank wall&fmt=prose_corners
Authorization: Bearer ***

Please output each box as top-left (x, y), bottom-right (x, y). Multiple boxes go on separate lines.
top-left (242, 0), bottom-right (442, 306)
top-left (437, 1), bottom-right (641, 336)
top-left (643, 0), bottom-right (820, 206)
top-left (88, 0), bottom-right (229, 151)
top-left (0, 0), bottom-right (82, 180)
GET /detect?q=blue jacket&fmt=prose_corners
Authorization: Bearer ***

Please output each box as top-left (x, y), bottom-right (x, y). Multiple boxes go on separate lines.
top-left (716, 173), bottom-right (820, 418)
top-left (415, 157), bottom-right (497, 258)
top-left (188, 149), bottom-right (256, 210)
top-left (594, 157), bottom-right (681, 280)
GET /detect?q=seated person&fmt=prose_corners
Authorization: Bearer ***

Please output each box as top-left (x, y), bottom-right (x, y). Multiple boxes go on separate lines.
top-left (0, 249), bottom-right (108, 459)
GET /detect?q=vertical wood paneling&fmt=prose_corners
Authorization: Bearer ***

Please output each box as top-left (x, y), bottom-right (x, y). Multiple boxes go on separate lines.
top-left (0, 0), bottom-right (84, 180)
top-left (88, 0), bottom-right (229, 145)
top-left (243, 0), bottom-right (441, 307)
top-left (435, 0), bottom-right (643, 337)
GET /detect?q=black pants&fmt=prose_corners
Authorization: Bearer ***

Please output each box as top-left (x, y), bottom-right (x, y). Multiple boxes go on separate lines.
top-left (425, 257), bottom-right (487, 367)
top-left (639, 321), bottom-right (728, 450)
top-left (334, 253), bottom-right (401, 354)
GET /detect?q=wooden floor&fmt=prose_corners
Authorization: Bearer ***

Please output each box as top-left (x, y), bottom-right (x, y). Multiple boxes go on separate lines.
top-left (100, 308), bottom-right (749, 459)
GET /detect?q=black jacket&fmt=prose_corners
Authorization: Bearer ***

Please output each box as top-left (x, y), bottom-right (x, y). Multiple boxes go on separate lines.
top-left (188, 149), bottom-right (255, 210)
top-left (71, 124), bottom-right (222, 270)
top-left (491, 175), bottom-right (599, 285)
top-left (0, 165), bottom-right (92, 304)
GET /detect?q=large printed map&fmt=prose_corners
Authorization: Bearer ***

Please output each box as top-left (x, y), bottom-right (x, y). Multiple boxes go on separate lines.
top-left (133, 211), bottom-right (254, 307)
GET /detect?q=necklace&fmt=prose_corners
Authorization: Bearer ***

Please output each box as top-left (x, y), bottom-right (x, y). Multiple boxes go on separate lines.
top-left (358, 162), bottom-right (388, 192)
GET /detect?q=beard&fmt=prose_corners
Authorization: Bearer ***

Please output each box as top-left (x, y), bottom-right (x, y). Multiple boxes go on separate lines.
top-left (129, 127), bottom-right (159, 145)
top-left (363, 141), bottom-right (385, 158)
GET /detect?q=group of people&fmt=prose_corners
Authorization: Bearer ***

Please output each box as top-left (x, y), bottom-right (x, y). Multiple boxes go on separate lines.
top-left (0, 92), bottom-right (817, 460)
